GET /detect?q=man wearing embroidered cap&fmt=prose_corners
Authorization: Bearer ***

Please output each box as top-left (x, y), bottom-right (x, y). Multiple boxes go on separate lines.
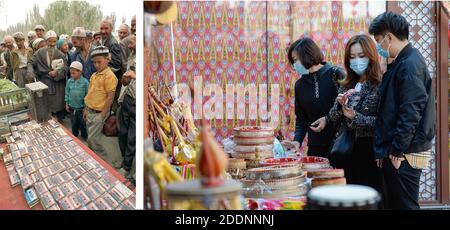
top-left (28, 30), bottom-right (68, 122)
top-left (66, 61), bottom-right (89, 140)
top-left (70, 27), bottom-right (96, 80)
top-left (34, 25), bottom-right (46, 39)
top-left (10, 32), bottom-right (34, 87)
top-left (83, 45), bottom-right (118, 161)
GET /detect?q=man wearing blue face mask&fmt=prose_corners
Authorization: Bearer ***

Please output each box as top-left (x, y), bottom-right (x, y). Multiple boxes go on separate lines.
top-left (369, 12), bottom-right (436, 210)
top-left (287, 37), bottom-right (345, 158)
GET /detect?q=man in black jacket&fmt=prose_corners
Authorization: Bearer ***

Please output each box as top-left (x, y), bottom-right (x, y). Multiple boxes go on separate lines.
top-left (369, 12), bottom-right (436, 210)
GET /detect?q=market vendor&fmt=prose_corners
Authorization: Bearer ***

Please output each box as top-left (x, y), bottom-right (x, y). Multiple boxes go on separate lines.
top-left (287, 37), bottom-right (345, 158)
top-left (83, 45), bottom-right (118, 161)
top-left (27, 30), bottom-right (68, 122)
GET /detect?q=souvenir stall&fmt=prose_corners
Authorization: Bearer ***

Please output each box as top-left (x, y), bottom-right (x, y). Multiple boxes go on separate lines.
top-left (144, 1), bottom-right (450, 209)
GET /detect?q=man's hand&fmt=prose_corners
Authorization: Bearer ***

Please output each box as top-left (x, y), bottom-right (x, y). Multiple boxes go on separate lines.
top-left (310, 116), bottom-right (327, 133)
top-left (48, 70), bottom-right (57, 77)
top-left (65, 105), bottom-right (70, 113)
top-left (121, 71), bottom-right (135, 86)
top-left (121, 75), bottom-right (131, 86)
top-left (389, 154), bottom-right (404, 170)
top-left (124, 70), bottom-right (135, 79)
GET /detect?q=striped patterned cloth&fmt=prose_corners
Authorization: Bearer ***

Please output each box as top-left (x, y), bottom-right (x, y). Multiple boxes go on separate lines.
top-left (404, 150), bottom-right (432, 169)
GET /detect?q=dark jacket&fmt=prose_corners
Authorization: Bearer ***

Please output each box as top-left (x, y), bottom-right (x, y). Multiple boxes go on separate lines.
top-left (101, 35), bottom-right (123, 74)
top-left (70, 49), bottom-right (96, 80)
top-left (328, 80), bottom-right (380, 138)
top-left (374, 43), bottom-right (436, 159)
top-left (294, 62), bottom-right (345, 147)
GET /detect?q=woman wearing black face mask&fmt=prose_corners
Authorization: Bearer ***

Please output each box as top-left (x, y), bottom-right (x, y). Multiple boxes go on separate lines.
top-left (287, 37), bottom-right (345, 158)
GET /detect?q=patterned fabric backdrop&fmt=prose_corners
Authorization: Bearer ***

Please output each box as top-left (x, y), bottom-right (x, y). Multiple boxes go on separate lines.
top-left (148, 1), bottom-right (381, 144)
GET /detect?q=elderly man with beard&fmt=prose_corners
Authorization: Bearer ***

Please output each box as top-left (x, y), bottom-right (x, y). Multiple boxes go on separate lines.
top-left (120, 16), bottom-right (136, 78)
top-left (131, 15), bottom-right (136, 35)
top-left (28, 30), bottom-right (68, 122)
top-left (117, 24), bottom-right (130, 41)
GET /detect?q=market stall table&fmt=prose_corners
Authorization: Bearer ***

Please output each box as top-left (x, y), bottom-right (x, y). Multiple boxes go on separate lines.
top-left (0, 120), bottom-right (134, 210)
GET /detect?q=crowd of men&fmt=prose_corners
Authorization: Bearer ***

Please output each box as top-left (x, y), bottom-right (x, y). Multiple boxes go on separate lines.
top-left (0, 16), bottom-right (137, 185)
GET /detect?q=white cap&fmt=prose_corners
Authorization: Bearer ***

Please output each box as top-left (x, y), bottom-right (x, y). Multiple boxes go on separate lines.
top-left (91, 45), bottom-right (110, 57)
top-left (34, 25), bottom-right (45, 31)
top-left (44, 30), bottom-right (57, 40)
top-left (70, 61), bottom-right (83, 71)
top-left (32, 38), bottom-right (45, 50)
top-left (72, 27), bottom-right (87, 38)
top-left (12, 32), bottom-right (25, 40)
top-left (59, 34), bottom-right (69, 40)
top-left (28, 31), bottom-right (37, 38)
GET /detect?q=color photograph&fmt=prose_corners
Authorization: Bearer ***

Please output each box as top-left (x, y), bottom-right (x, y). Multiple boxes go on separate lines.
top-left (144, 0), bottom-right (449, 211)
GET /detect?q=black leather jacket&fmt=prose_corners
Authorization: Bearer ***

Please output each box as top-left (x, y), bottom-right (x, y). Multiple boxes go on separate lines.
top-left (374, 43), bottom-right (436, 159)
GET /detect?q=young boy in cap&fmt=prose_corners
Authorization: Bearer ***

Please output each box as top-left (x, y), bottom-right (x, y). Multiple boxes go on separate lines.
top-left (65, 61), bottom-right (89, 140)
top-left (83, 46), bottom-right (118, 160)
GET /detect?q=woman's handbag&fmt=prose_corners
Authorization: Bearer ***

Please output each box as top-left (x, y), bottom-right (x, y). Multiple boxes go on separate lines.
top-left (329, 127), bottom-right (354, 168)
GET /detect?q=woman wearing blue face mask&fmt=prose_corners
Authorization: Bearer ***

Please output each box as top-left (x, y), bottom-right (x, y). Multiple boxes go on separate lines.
top-left (287, 37), bottom-right (345, 158)
top-left (311, 34), bottom-right (383, 193)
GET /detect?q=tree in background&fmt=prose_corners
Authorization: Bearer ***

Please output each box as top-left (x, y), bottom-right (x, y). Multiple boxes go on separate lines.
top-left (1, 0), bottom-right (117, 40)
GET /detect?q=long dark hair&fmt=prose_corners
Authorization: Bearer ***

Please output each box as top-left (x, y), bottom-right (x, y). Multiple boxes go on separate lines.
top-left (341, 34), bottom-right (381, 88)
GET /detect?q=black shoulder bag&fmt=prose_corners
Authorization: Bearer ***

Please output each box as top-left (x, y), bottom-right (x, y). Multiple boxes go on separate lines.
top-left (329, 76), bottom-right (365, 169)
